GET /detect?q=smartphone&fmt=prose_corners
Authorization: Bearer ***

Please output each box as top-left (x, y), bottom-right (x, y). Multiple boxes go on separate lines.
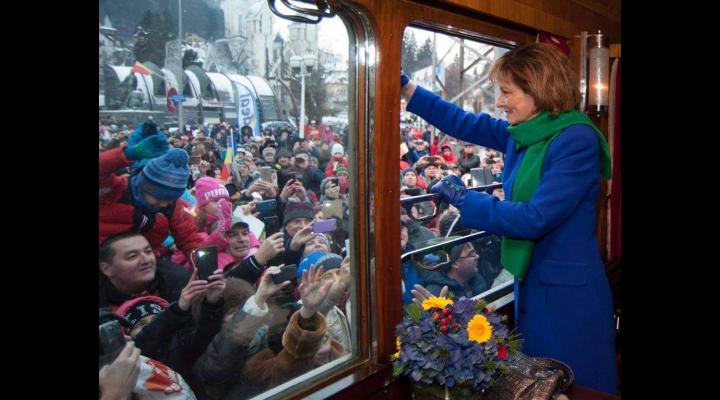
top-left (260, 166), bottom-right (277, 185)
top-left (99, 320), bottom-right (126, 365)
top-left (192, 246), bottom-right (219, 281)
top-left (344, 238), bottom-right (350, 259)
top-left (312, 219), bottom-right (337, 233)
top-left (271, 264), bottom-right (297, 284)
top-left (191, 164), bottom-right (200, 180)
top-left (256, 198), bottom-right (277, 216)
top-left (470, 167), bottom-right (494, 186)
top-left (263, 215), bottom-right (280, 235)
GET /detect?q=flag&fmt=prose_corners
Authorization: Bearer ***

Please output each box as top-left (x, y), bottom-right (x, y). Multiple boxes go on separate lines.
top-left (220, 133), bottom-right (235, 181)
top-left (131, 61), bottom-right (153, 76)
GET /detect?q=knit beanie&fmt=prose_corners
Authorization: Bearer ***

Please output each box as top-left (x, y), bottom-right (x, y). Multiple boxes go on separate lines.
top-left (331, 143), bottom-right (344, 156)
top-left (114, 296), bottom-right (169, 329)
top-left (262, 147), bottom-right (277, 158)
top-left (283, 201), bottom-right (315, 226)
top-left (315, 253), bottom-right (343, 272)
top-left (135, 148), bottom-right (190, 200)
top-left (334, 165), bottom-right (349, 176)
top-left (297, 250), bottom-right (327, 279)
top-left (401, 167), bottom-right (417, 178)
top-left (195, 177), bottom-right (230, 210)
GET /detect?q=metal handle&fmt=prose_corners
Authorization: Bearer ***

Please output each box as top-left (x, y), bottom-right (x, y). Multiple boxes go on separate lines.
top-left (400, 183), bottom-right (503, 222)
top-left (267, 0), bottom-right (336, 24)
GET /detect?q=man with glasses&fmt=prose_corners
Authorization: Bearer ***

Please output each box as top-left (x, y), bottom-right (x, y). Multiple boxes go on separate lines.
top-left (424, 242), bottom-right (490, 298)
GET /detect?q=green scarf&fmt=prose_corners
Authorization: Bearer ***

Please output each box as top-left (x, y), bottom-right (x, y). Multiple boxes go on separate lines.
top-left (501, 110), bottom-right (611, 281)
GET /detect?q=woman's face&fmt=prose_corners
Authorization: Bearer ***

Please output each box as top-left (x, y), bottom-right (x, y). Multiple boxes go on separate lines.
top-left (495, 76), bottom-right (539, 125)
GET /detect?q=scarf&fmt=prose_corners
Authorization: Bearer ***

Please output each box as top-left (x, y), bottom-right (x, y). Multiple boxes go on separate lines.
top-left (501, 109), bottom-right (611, 281)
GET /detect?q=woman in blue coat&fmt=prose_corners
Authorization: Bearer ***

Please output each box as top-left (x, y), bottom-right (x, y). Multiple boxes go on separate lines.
top-left (401, 43), bottom-right (617, 394)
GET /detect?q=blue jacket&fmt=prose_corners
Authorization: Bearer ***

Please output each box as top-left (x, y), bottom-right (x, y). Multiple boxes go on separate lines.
top-left (407, 85), bottom-right (617, 394)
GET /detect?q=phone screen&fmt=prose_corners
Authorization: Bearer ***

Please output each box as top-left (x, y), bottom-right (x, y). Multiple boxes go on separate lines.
top-left (193, 246), bottom-right (219, 281)
top-left (260, 167), bottom-right (277, 185)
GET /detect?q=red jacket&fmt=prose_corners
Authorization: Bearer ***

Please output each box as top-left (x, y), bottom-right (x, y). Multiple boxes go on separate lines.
top-left (324, 156), bottom-right (350, 177)
top-left (99, 147), bottom-right (204, 257)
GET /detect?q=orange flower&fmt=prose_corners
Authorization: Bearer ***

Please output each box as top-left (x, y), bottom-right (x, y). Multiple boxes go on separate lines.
top-left (467, 314), bottom-right (492, 344)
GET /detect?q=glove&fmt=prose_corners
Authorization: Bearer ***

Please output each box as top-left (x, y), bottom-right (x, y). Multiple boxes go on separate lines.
top-left (430, 175), bottom-right (468, 209)
top-left (124, 134), bottom-right (169, 161)
top-left (401, 69), bottom-right (410, 87)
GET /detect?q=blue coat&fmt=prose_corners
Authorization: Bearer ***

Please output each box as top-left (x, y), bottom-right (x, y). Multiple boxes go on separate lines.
top-left (407, 86), bottom-right (617, 394)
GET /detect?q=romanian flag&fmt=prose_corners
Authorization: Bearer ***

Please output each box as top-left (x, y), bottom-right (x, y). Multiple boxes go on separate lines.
top-left (219, 133), bottom-right (236, 181)
top-left (131, 61), bottom-right (153, 76)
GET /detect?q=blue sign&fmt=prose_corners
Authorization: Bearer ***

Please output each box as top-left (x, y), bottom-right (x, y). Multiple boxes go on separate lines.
top-left (171, 95), bottom-right (187, 103)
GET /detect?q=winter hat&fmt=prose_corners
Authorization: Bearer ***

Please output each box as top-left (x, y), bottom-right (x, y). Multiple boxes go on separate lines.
top-left (315, 253), bottom-right (343, 272)
top-left (283, 201), bottom-right (315, 226)
top-left (401, 167), bottom-right (417, 178)
top-left (297, 250), bottom-right (327, 279)
top-left (334, 165), bottom-right (349, 176)
top-left (135, 148), bottom-right (190, 200)
top-left (275, 148), bottom-right (291, 161)
top-left (195, 177), bottom-right (230, 210)
top-left (114, 296), bottom-right (169, 329)
top-left (262, 147), bottom-right (277, 158)
top-left (320, 177), bottom-right (337, 196)
top-left (331, 143), bottom-right (344, 156)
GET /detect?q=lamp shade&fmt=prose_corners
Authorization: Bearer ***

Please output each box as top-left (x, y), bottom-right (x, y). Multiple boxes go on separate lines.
top-left (586, 31), bottom-right (610, 114)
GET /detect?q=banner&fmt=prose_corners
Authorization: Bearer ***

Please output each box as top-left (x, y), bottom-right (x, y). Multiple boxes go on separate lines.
top-left (234, 82), bottom-right (261, 137)
top-left (412, 64), bottom-right (445, 93)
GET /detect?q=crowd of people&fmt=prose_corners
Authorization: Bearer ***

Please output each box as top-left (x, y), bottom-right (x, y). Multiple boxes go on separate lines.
top-left (99, 118), bottom-right (353, 400)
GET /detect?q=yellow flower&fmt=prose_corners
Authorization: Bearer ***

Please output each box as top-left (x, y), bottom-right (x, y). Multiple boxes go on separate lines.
top-left (467, 315), bottom-right (493, 344)
top-left (392, 337), bottom-right (401, 360)
top-left (421, 296), bottom-right (454, 311)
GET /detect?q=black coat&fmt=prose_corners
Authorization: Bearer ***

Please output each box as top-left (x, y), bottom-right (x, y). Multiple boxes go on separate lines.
top-left (134, 299), bottom-right (224, 384)
top-left (458, 154), bottom-right (481, 175)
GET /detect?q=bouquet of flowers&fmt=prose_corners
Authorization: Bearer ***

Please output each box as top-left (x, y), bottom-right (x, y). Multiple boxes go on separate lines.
top-left (392, 294), bottom-right (520, 395)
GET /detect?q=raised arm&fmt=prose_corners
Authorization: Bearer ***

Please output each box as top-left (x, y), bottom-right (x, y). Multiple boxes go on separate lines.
top-left (402, 81), bottom-right (510, 152)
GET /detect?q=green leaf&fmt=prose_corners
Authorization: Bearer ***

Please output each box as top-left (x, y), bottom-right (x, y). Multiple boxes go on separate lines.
top-left (406, 303), bottom-right (422, 322)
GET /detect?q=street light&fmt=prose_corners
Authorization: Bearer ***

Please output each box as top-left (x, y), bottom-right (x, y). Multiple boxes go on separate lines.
top-left (290, 53), bottom-right (317, 138)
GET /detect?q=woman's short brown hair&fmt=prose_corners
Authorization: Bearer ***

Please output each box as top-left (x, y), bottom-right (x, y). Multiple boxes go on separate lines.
top-left (489, 43), bottom-right (580, 116)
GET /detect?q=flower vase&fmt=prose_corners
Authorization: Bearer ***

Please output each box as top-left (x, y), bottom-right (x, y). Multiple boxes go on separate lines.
top-left (410, 382), bottom-right (480, 400)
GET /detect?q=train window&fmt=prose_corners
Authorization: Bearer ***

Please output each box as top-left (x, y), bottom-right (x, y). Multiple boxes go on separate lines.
top-left (99, 0), bottom-right (356, 398)
top-left (399, 26), bottom-right (514, 306)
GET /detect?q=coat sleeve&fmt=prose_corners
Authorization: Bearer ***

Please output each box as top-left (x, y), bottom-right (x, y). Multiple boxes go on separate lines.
top-left (193, 307), bottom-right (267, 384)
top-left (133, 302), bottom-right (192, 360)
top-left (241, 311), bottom-right (326, 389)
top-left (459, 126), bottom-right (601, 239)
top-left (99, 147), bottom-right (132, 202)
top-left (168, 200), bottom-right (205, 257)
top-left (184, 298), bottom-right (225, 363)
top-left (407, 85), bottom-right (510, 152)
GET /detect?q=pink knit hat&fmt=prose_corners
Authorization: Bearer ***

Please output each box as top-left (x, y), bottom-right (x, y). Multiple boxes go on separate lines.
top-left (195, 177), bottom-right (230, 210)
